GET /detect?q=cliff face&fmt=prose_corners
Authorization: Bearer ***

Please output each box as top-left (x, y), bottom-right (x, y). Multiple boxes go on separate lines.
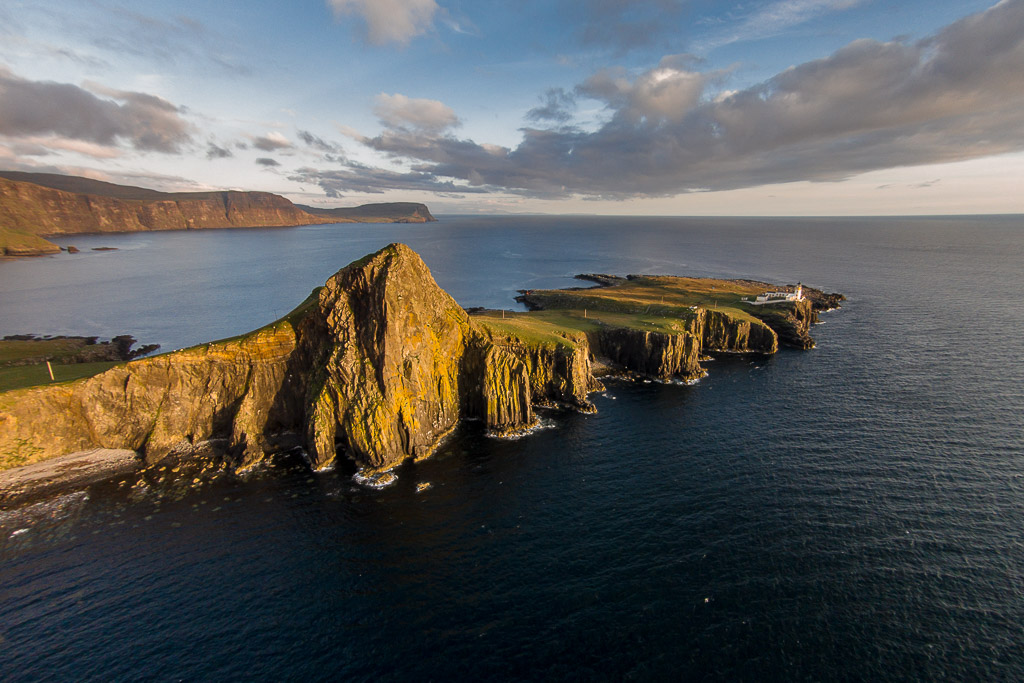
top-left (0, 245), bottom-right (540, 473)
top-left (699, 309), bottom-right (779, 354)
top-left (592, 328), bottom-right (704, 380)
top-left (0, 174), bottom-right (435, 238)
top-left (475, 328), bottom-right (601, 411)
top-left (0, 325), bottom-right (300, 471)
top-left (297, 245), bottom-right (479, 469)
top-left (745, 299), bottom-right (816, 349)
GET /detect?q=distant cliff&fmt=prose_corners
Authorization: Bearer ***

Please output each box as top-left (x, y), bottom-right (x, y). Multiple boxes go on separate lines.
top-left (296, 202), bottom-right (435, 223)
top-left (0, 244), bottom-right (841, 480)
top-left (0, 171), bottom-right (435, 237)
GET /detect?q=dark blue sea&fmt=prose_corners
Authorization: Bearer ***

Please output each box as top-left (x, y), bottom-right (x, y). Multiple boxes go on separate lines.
top-left (1, 215), bottom-right (1023, 681)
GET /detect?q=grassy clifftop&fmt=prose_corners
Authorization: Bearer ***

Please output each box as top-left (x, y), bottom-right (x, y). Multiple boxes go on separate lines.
top-left (0, 226), bottom-right (61, 256)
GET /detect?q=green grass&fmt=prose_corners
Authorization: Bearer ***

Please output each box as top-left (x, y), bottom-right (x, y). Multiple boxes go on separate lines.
top-left (0, 226), bottom-right (61, 255)
top-left (473, 305), bottom-right (695, 344)
top-left (0, 361), bottom-right (120, 392)
top-left (0, 338), bottom-right (94, 365)
top-left (523, 275), bottom-right (781, 326)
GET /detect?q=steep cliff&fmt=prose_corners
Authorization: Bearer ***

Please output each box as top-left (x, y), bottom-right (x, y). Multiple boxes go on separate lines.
top-left (0, 323), bottom-right (300, 471)
top-left (0, 176), bottom-right (324, 234)
top-left (0, 245), bottom-right (539, 473)
top-left (473, 325), bottom-right (602, 411)
top-left (699, 309), bottom-right (778, 354)
top-left (0, 172), bottom-right (435, 237)
top-left (592, 327), bottom-right (704, 380)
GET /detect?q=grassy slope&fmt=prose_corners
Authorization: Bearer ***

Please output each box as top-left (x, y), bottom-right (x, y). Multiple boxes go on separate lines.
top-left (477, 274), bottom-right (807, 348)
top-left (0, 361), bottom-right (120, 392)
top-left (0, 226), bottom-right (61, 256)
top-left (473, 275), bottom-right (762, 343)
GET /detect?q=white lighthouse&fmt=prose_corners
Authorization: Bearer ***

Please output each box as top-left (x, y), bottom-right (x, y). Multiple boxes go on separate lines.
top-left (749, 282), bottom-right (805, 305)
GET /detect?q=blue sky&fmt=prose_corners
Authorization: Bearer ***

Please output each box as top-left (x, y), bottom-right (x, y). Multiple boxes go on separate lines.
top-left (1, 0), bottom-right (1021, 214)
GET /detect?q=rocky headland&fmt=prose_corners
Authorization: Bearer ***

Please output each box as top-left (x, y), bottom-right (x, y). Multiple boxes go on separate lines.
top-left (0, 172), bottom-right (436, 248)
top-left (0, 244), bottom-right (842, 504)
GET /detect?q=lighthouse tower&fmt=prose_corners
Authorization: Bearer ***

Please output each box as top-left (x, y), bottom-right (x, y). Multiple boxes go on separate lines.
top-left (795, 283), bottom-right (803, 301)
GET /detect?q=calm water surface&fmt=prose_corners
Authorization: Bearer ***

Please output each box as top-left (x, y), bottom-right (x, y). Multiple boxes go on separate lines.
top-left (1, 215), bottom-right (1023, 680)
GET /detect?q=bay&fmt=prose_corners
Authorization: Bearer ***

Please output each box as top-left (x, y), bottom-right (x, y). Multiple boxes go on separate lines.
top-left (1, 215), bottom-right (1023, 681)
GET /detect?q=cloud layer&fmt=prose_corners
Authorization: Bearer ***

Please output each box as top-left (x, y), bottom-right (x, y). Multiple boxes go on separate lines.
top-left (343, 0), bottom-right (1024, 199)
top-left (0, 68), bottom-right (191, 153)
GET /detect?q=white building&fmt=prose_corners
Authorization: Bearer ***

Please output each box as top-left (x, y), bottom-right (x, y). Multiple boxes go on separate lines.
top-left (746, 283), bottom-right (803, 305)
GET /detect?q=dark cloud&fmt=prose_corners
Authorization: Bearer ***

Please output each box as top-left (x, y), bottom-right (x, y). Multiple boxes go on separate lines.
top-left (297, 129), bottom-right (344, 154)
top-left (288, 164), bottom-right (490, 197)
top-left (252, 133), bottom-right (292, 151)
top-left (206, 142), bottom-right (232, 159)
top-left (526, 88), bottom-right (576, 124)
top-left (0, 67), bottom-right (192, 152)
top-left (255, 157), bottom-right (281, 167)
top-left (353, 1), bottom-right (1024, 199)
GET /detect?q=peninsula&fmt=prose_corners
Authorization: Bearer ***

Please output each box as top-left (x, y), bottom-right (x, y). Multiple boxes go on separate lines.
top-left (0, 244), bottom-right (842, 502)
top-left (0, 171), bottom-right (436, 256)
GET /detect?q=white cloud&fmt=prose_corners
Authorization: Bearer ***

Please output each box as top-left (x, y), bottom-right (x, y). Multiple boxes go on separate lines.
top-left (327, 0), bottom-right (439, 46)
top-left (579, 56), bottom-right (711, 124)
top-left (374, 93), bottom-right (460, 132)
top-left (701, 0), bottom-right (866, 50)
top-left (252, 131), bottom-right (292, 151)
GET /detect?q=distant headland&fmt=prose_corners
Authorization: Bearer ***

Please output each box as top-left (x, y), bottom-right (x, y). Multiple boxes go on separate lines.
top-left (0, 243), bottom-right (843, 504)
top-left (0, 171), bottom-right (436, 256)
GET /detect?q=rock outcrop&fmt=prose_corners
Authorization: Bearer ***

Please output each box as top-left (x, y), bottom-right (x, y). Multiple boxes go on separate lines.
top-left (0, 245), bottom-right (536, 473)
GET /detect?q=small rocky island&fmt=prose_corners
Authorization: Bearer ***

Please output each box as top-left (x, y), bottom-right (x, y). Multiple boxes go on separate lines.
top-left (0, 244), bottom-right (842, 501)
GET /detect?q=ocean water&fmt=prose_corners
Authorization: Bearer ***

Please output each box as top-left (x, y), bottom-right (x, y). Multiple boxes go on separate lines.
top-left (1, 215), bottom-right (1023, 681)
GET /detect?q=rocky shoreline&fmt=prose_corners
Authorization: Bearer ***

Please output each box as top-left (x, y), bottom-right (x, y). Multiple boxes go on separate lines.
top-left (0, 449), bottom-right (139, 510)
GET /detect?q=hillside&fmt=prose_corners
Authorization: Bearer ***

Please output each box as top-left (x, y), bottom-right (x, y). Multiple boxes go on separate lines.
top-left (0, 171), bottom-right (435, 238)
top-left (296, 202), bottom-right (435, 223)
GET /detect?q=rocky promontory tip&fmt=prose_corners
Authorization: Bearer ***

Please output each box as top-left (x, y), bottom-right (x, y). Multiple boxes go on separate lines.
top-left (0, 244), bottom-right (843, 500)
